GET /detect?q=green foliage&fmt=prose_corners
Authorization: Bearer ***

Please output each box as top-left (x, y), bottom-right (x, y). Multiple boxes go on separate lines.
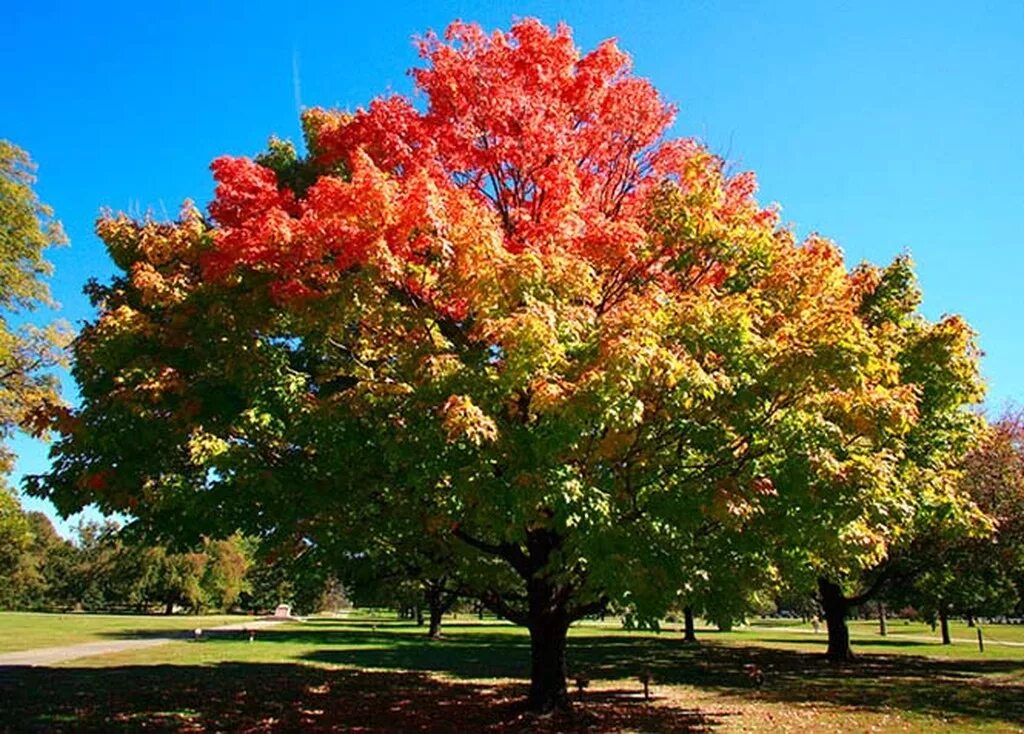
top-left (0, 140), bottom-right (70, 475)
top-left (0, 516), bottom-right (269, 614)
top-left (0, 141), bottom-right (62, 311)
top-left (772, 255), bottom-right (984, 600)
top-left (241, 548), bottom-right (336, 616)
top-left (855, 255), bottom-right (921, 328)
top-left (0, 488), bottom-right (33, 605)
top-left (891, 411), bottom-right (1024, 619)
top-left (22, 24), bottom-right (991, 706)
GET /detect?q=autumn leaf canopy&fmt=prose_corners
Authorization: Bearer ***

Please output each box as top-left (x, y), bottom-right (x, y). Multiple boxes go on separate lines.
top-left (31, 19), bottom-right (982, 622)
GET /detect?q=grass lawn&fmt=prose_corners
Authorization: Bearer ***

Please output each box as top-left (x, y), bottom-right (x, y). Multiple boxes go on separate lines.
top-left (746, 616), bottom-right (1024, 646)
top-left (1, 612), bottom-right (1022, 732)
top-left (0, 612), bottom-right (255, 653)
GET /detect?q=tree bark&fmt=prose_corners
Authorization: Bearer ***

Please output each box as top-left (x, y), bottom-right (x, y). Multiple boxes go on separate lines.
top-left (453, 525), bottom-right (580, 712)
top-left (879, 603), bottom-right (887, 637)
top-left (683, 605), bottom-right (697, 643)
top-left (424, 580), bottom-right (454, 639)
top-left (528, 609), bottom-right (570, 712)
top-left (939, 606), bottom-right (951, 645)
top-left (819, 577), bottom-right (854, 662)
top-left (428, 606), bottom-right (444, 638)
top-left (428, 600), bottom-right (444, 639)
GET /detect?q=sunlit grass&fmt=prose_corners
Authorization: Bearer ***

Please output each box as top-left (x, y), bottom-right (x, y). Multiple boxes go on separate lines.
top-left (0, 611), bottom-right (255, 653)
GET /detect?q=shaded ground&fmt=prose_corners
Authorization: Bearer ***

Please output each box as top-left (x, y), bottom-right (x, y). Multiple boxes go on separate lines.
top-left (0, 663), bottom-right (722, 733)
top-left (290, 624), bottom-right (1024, 727)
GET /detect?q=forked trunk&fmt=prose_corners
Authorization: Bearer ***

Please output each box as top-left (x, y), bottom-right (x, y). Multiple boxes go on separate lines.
top-left (683, 605), bottom-right (697, 643)
top-left (424, 582), bottom-right (449, 639)
top-left (819, 577), bottom-right (854, 662)
top-left (456, 526), bottom-right (578, 712)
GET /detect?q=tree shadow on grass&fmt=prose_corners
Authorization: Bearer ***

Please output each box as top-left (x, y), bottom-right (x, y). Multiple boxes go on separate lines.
top-left (0, 663), bottom-right (724, 733)
top-left (583, 636), bottom-right (1024, 727)
top-left (290, 626), bottom-right (1024, 728)
top-left (75, 619), bottom-right (1024, 729)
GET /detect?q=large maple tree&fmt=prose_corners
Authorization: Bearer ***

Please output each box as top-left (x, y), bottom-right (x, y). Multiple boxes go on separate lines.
top-left (31, 20), bottom-right (982, 710)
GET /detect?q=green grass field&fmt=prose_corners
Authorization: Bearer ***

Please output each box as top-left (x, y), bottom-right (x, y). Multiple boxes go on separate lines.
top-left (1, 612), bottom-right (1022, 732)
top-left (747, 616), bottom-right (1024, 646)
top-left (0, 612), bottom-right (255, 653)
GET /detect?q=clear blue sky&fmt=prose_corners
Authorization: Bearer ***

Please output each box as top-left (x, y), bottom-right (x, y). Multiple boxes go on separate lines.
top-left (3, 0), bottom-right (1022, 535)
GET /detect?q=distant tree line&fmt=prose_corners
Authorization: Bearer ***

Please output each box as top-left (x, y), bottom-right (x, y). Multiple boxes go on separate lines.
top-left (0, 501), bottom-right (344, 615)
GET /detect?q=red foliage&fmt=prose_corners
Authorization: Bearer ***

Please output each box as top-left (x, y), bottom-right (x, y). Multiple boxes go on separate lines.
top-left (202, 19), bottom-right (777, 305)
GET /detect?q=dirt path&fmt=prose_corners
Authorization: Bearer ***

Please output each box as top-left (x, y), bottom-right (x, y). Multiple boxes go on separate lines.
top-left (0, 618), bottom-right (287, 667)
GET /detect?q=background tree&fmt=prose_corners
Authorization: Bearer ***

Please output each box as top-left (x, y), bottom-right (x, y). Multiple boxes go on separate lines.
top-left (760, 256), bottom-right (985, 661)
top-left (0, 141), bottom-right (69, 474)
top-left (241, 547), bottom-right (337, 616)
top-left (889, 410), bottom-right (1024, 640)
top-left (673, 525), bottom-right (777, 641)
top-left (29, 20), bottom-right (979, 711)
top-left (341, 539), bottom-right (464, 638)
top-left (0, 488), bottom-right (33, 608)
top-left (0, 141), bottom-right (68, 610)
top-left (960, 410), bottom-right (1024, 615)
top-left (201, 536), bottom-right (251, 611)
top-left (9, 510), bottom-right (65, 609)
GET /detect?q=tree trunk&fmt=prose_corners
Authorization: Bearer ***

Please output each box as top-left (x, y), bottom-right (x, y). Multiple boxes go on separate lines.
top-left (528, 611), bottom-right (570, 712)
top-left (819, 577), bottom-right (854, 662)
top-left (967, 612), bottom-right (975, 628)
top-left (428, 601), bottom-right (444, 639)
top-left (454, 526), bottom-right (577, 712)
top-left (415, 606), bottom-right (424, 626)
top-left (164, 599), bottom-right (174, 615)
top-left (683, 605), bottom-right (697, 643)
top-left (879, 603), bottom-right (887, 637)
top-left (939, 606), bottom-right (951, 645)
top-left (424, 582), bottom-right (452, 639)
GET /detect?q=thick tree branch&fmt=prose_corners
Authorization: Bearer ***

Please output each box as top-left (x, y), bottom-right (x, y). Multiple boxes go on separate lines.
top-left (479, 590), bottom-right (529, 626)
top-left (452, 526), bottom-right (531, 578)
top-left (568, 594), bottom-right (609, 622)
